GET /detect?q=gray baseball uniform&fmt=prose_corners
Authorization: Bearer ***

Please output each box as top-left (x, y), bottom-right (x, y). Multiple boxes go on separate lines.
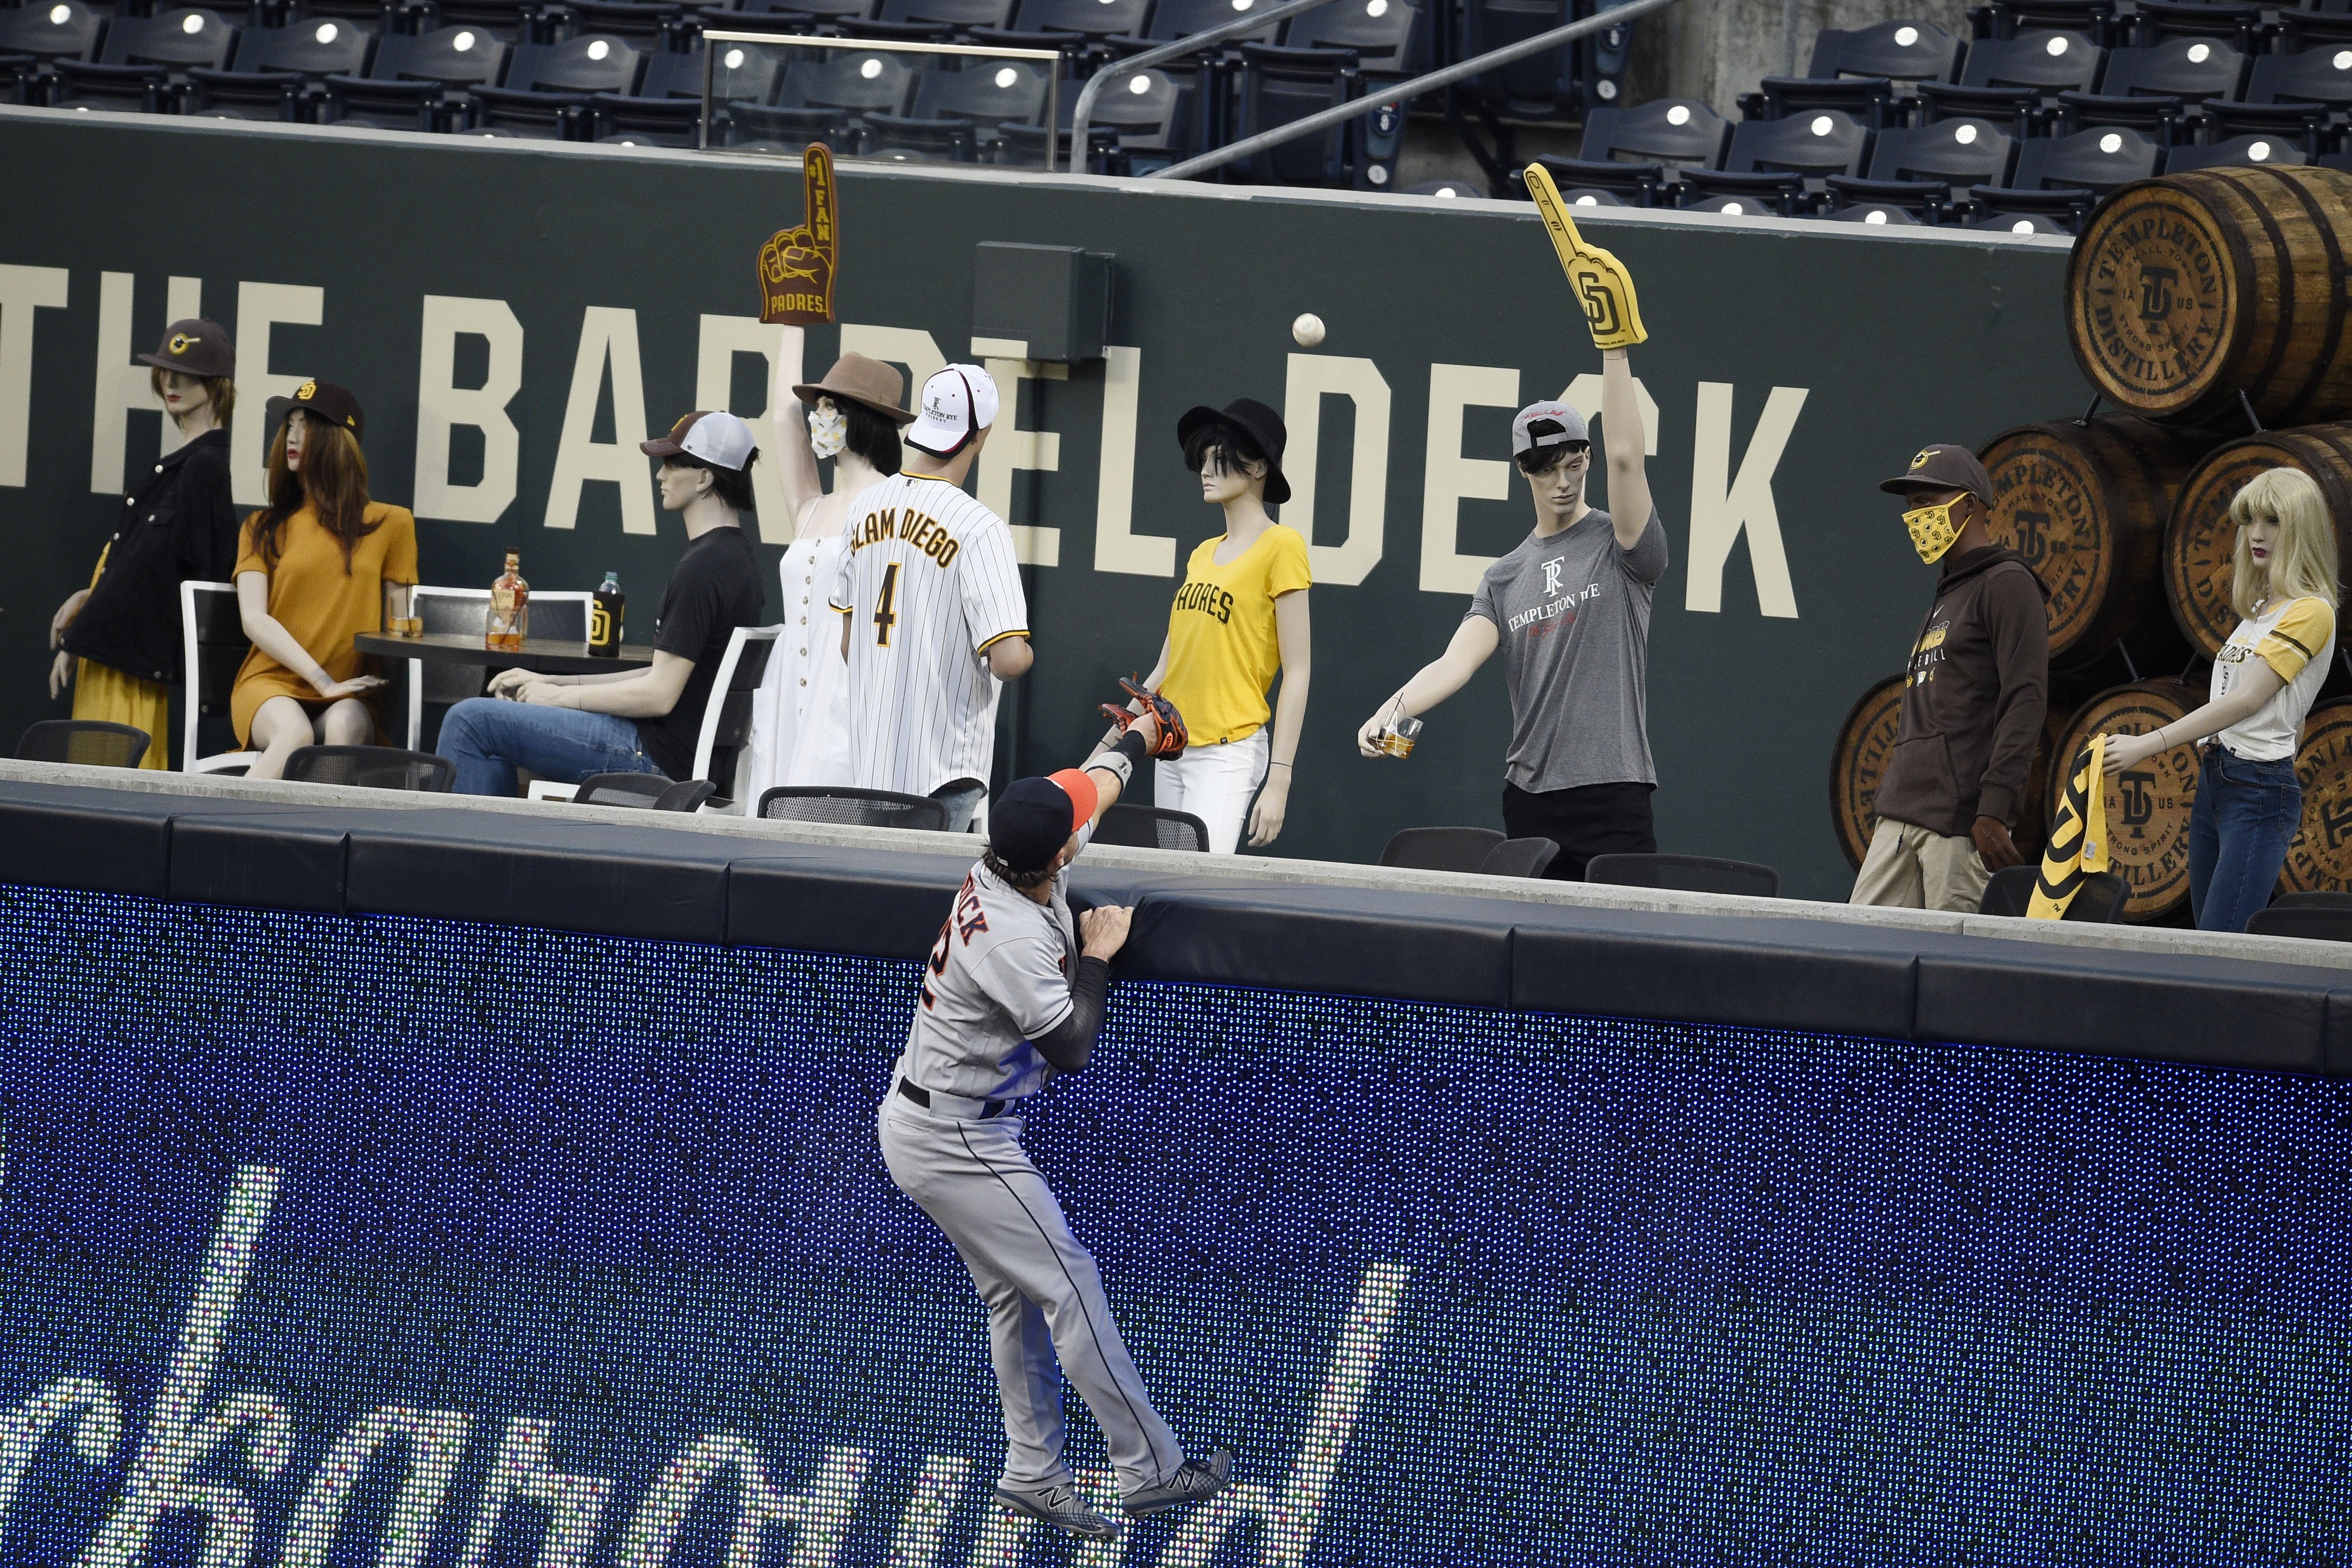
top-left (877, 840), bottom-right (1184, 1497)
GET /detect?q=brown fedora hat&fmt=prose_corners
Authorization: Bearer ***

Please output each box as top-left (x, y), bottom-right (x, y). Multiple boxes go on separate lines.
top-left (793, 353), bottom-right (915, 426)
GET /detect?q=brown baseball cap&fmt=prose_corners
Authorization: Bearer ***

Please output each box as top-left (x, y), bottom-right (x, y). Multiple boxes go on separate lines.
top-left (137, 318), bottom-right (235, 380)
top-left (264, 380), bottom-right (364, 443)
top-left (1880, 442), bottom-right (1994, 504)
top-left (793, 353), bottom-right (916, 426)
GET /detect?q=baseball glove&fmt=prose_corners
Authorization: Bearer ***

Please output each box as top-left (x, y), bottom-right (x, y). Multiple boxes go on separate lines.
top-left (1522, 163), bottom-right (1648, 351)
top-left (1099, 677), bottom-right (1187, 759)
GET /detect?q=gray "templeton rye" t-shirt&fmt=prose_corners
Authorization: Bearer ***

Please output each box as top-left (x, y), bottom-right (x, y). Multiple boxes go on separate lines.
top-left (1465, 506), bottom-right (1668, 793)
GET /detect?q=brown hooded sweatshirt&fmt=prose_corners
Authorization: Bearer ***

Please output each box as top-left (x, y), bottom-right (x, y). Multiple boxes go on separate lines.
top-left (1872, 544), bottom-right (2051, 839)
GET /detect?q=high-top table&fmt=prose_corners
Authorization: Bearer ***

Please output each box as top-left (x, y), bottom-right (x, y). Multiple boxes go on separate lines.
top-left (353, 631), bottom-right (653, 683)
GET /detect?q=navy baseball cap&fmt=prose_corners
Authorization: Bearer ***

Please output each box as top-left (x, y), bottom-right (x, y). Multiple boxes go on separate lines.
top-left (989, 771), bottom-right (1096, 874)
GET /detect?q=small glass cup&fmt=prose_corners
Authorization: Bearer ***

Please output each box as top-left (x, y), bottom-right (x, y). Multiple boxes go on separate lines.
top-left (388, 615), bottom-right (424, 638)
top-left (1378, 710), bottom-right (1423, 759)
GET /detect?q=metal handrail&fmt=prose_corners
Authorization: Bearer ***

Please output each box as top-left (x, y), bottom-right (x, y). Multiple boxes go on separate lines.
top-left (1148, 0), bottom-right (1687, 182)
top-left (1069, 0), bottom-right (1339, 166)
top-left (700, 30), bottom-right (1064, 170)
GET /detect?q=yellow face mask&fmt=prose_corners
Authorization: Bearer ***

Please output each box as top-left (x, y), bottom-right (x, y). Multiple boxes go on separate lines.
top-left (1903, 498), bottom-right (1965, 563)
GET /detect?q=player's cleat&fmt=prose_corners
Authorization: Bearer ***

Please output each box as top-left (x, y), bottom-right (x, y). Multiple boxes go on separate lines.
top-left (994, 1481), bottom-right (1123, 1541)
top-left (1122, 1449), bottom-right (1236, 1517)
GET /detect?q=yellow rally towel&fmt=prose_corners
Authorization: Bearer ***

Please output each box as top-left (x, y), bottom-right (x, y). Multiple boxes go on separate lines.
top-left (2029, 733), bottom-right (2109, 920)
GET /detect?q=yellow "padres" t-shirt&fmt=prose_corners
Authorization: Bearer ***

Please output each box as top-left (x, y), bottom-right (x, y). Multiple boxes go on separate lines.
top-left (1159, 524), bottom-right (1312, 744)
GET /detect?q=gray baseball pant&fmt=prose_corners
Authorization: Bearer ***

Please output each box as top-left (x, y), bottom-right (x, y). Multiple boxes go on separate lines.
top-left (877, 1093), bottom-right (1183, 1496)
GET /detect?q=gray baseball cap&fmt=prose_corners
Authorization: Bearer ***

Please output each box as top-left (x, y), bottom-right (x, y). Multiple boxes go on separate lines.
top-left (1511, 400), bottom-right (1589, 455)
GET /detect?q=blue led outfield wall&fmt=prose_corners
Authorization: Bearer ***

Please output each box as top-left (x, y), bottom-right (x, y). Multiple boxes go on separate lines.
top-left (0, 883), bottom-right (2346, 1567)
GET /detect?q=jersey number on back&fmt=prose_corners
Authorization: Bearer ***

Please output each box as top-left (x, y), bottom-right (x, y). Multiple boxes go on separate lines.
top-left (875, 563), bottom-right (900, 647)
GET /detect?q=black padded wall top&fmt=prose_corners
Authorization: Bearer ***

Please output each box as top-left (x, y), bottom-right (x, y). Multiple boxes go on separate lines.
top-left (0, 777), bottom-right (2342, 1074)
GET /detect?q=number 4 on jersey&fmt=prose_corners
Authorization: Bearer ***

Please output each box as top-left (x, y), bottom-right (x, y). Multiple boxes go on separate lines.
top-left (875, 562), bottom-right (900, 647)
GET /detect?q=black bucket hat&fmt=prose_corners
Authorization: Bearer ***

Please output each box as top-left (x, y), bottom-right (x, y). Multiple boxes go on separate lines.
top-left (1178, 398), bottom-right (1290, 506)
top-left (136, 318), bottom-right (235, 380)
top-left (263, 380), bottom-right (365, 445)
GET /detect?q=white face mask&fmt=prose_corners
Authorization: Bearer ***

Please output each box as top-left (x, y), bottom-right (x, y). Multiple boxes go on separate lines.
top-left (808, 397), bottom-right (847, 461)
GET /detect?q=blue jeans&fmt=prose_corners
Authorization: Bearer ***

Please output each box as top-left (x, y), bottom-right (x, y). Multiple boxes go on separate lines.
top-left (2188, 745), bottom-right (2301, 934)
top-left (437, 698), bottom-right (665, 797)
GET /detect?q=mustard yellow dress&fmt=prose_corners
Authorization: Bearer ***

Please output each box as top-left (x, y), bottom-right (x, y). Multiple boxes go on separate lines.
top-left (230, 502), bottom-right (418, 746)
top-left (69, 546), bottom-right (169, 768)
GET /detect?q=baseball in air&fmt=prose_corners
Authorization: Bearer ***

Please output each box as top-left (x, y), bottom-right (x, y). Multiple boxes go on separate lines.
top-left (1292, 313), bottom-right (1326, 347)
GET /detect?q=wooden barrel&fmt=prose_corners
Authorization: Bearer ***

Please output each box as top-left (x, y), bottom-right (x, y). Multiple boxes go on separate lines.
top-left (2069, 167), bottom-right (2352, 429)
top-left (1980, 416), bottom-right (2213, 667)
top-left (2162, 424), bottom-right (2352, 658)
top-left (2048, 680), bottom-right (2201, 921)
top-left (1830, 674), bottom-right (2075, 870)
top-left (2279, 697), bottom-right (2352, 894)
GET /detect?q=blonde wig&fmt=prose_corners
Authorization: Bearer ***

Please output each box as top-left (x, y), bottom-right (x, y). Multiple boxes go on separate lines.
top-left (2229, 467), bottom-right (2340, 619)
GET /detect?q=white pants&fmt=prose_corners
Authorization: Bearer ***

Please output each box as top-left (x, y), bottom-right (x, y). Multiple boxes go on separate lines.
top-left (1154, 728), bottom-right (1270, 855)
top-left (878, 1094), bottom-right (1183, 1495)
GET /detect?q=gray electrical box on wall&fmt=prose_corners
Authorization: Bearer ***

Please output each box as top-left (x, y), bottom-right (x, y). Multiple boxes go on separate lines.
top-left (972, 242), bottom-right (1113, 363)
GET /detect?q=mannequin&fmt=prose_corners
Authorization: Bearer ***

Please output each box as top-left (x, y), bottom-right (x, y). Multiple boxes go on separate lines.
top-left (744, 327), bottom-right (910, 798)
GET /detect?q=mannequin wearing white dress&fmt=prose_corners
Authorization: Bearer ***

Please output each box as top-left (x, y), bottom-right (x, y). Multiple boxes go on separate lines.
top-left (743, 329), bottom-right (911, 798)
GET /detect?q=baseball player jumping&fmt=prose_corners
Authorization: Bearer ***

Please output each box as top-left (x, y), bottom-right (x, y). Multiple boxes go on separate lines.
top-left (878, 694), bottom-right (1234, 1542)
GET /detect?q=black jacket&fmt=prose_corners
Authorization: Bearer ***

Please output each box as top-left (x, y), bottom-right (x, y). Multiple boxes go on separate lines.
top-left (63, 430), bottom-right (240, 683)
top-left (1873, 544), bottom-right (2052, 838)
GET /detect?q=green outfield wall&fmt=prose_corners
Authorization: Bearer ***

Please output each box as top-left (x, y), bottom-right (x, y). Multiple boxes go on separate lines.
top-left (0, 108), bottom-right (2087, 898)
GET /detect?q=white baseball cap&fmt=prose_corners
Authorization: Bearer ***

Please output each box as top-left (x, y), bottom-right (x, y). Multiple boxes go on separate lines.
top-left (904, 364), bottom-right (999, 458)
top-left (640, 410), bottom-right (757, 470)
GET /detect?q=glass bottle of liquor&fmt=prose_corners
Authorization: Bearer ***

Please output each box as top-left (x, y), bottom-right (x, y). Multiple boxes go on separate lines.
top-left (487, 551), bottom-right (529, 651)
top-left (589, 572), bottom-right (624, 658)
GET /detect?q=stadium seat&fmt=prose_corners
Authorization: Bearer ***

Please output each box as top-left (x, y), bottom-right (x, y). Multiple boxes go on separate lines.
top-left (1715, 108), bottom-right (1871, 178)
top-left (16, 720), bottom-right (151, 769)
top-left (2051, 89), bottom-right (2189, 145)
top-left (1822, 196), bottom-right (1929, 223)
top-left (1527, 152), bottom-right (1669, 204)
top-left (1270, 0), bottom-right (1418, 75)
top-left (1803, 19), bottom-right (1963, 90)
top-left (321, 25), bottom-right (507, 130)
top-left (2196, 99), bottom-right (2335, 158)
top-left (1026, 64), bottom-right (1184, 170)
top-left (572, 771), bottom-right (718, 811)
top-left (695, 0), bottom-right (878, 29)
top-left (2245, 46), bottom-right (2352, 119)
top-left (465, 32), bottom-right (643, 135)
top-left (1093, 802), bottom-right (1210, 851)
top-left (2095, 35), bottom-right (2248, 101)
top-left (1967, 181), bottom-right (2096, 231)
top-left (1478, 837), bottom-right (1558, 878)
top-left (841, 0), bottom-right (1016, 43)
top-left (2, 51), bottom-right (37, 106)
top-left (1229, 42), bottom-right (1357, 185)
top-left (0, 0), bottom-right (106, 67)
top-left (1969, 0), bottom-right (2114, 46)
top-left (1106, 0), bottom-right (1282, 56)
top-left (1378, 826), bottom-right (1504, 872)
top-left (1855, 116), bottom-right (2015, 191)
top-left (2162, 131), bottom-right (2307, 172)
top-left (2009, 123), bottom-right (2160, 190)
top-left (47, 60), bottom-right (176, 111)
top-left (2124, 0), bottom-right (2258, 51)
top-left (968, 0), bottom-right (1149, 67)
top-left (1404, 177), bottom-right (1481, 196)
top-left (727, 49), bottom-right (912, 148)
top-left (1914, 79), bottom-right (2042, 135)
top-left (2246, 903), bottom-right (2352, 943)
top-left (993, 119), bottom-right (1122, 166)
top-left (2274, 10), bottom-right (2352, 56)
top-left (1976, 864), bottom-right (2128, 919)
top-left (187, 17), bottom-right (373, 120)
top-left (1676, 175), bottom-right (1807, 216)
top-left (591, 41), bottom-right (775, 142)
top-left (282, 744), bottom-right (458, 792)
top-left (1818, 173), bottom-right (1953, 220)
top-left (1584, 853), bottom-right (1781, 898)
top-left (1458, 0), bottom-right (1579, 120)
top-left (1740, 75), bottom-right (1901, 129)
top-left (540, 0), bottom-right (685, 44)
top-left (757, 786), bottom-right (952, 830)
top-left (1958, 29), bottom-right (2103, 100)
top-left (1554, 186), bottom-right (1626, 205)
top-left (862, 58), bottom-right (1048, 160)
top-left (1579, 97), bottom-right (1729, 167)
top-left (409, 0), bottom-right (545, 43)
top-left (93, 7), bottom-right (238, 70)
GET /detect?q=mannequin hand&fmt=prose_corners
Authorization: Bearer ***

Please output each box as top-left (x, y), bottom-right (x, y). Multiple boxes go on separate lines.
top-left (1248, 767), bottom-right (1290, 847)
top-left (1356, 707), bottom-right (1398, 759)
top-left (50, 590), bottom-right (89, 649)
top-left (1972, 815), bottom-right (2025, 872)
top-left (313, 675), bottom-right (384, 701)
top-left (486, 667), bottom-right (537, 699)
top-left (48, 649), bottom-right (74, 701)
top-left (518, 680), bottom-right (569, 708)
top-left (2101, 730), bottom-right (2165, 774)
